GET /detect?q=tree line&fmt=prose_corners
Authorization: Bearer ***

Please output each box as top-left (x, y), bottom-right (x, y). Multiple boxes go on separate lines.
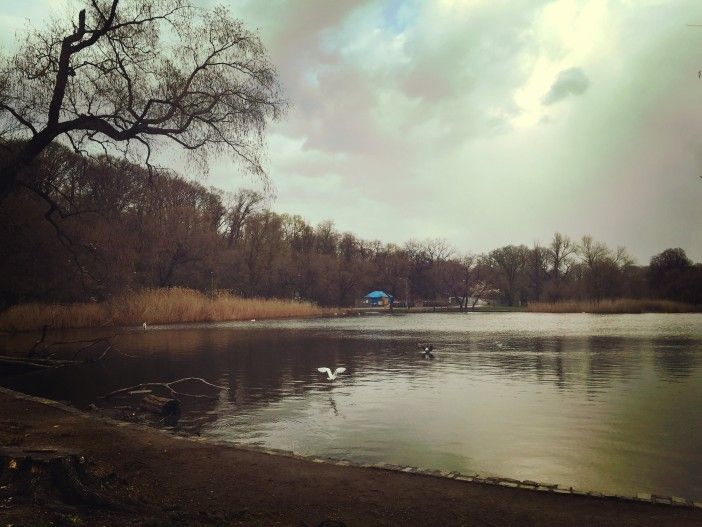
top-left (0, 145), bottom-right (699, 310)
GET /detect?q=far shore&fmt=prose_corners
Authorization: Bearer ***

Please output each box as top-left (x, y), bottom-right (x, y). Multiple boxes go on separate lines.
top-left (527, 298), bottom-right (698, 314)
top-left (1, 386), bottom-right (700, 526)
top-left (0, 289), bottom-right (699, 333)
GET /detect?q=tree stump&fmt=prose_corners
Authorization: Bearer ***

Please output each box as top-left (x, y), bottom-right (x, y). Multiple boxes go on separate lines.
top-left (0, 447), bottom-right (127, 510)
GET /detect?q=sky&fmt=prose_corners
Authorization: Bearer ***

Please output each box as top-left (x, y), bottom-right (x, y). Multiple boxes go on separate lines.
top-left (2, 0), bottom-right (702, 262)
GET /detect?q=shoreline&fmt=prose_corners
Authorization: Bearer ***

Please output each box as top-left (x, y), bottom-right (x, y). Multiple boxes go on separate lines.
top-left (4, 305), bottom-right (701, 334)
top-left (1, 386), bottom-right (700, 526)
top-left (1, 287), bottom-right (698, 334)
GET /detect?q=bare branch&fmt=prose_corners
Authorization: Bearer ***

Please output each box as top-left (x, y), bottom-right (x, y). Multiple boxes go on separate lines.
top-left (103, 377), bottom-right (226, 399)
top-left (0, 0), bottom-right (283, 204)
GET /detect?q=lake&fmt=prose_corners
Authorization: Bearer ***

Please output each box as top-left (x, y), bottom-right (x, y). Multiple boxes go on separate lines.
top-left (1, 312), bottom-right (701, 500)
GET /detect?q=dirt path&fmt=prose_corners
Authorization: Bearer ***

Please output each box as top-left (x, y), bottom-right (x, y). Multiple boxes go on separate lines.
top-left (0, 388), bottom-right (700, 527)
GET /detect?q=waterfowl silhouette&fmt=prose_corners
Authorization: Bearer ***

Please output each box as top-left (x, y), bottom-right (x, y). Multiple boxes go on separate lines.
top-left (417, 344), bottom-right (435, 359)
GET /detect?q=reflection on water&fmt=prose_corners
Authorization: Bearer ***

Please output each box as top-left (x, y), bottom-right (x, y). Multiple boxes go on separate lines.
top-left (1, 313), bottom-right (702, 500)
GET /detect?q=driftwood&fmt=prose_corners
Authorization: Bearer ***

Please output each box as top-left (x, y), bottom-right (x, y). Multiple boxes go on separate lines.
top-left (140, 394), bottom-right (180, 415)
top-left (103, 377), bottom-right (226, 400)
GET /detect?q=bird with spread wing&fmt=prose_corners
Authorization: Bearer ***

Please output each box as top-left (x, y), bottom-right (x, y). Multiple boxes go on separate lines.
top-left (317, 367), bottom-right (346, 380)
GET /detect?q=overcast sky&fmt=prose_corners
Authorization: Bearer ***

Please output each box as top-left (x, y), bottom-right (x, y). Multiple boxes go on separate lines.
top-left (2, 0), bottom-right (701, 262)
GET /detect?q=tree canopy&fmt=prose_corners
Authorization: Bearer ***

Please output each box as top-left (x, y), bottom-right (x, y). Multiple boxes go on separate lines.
top-left (0, 0), bottom-right (283, 203)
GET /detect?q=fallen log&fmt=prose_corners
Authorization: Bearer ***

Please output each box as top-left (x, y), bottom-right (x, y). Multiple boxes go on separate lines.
top-left (140, 394), bottom-right (180, 416)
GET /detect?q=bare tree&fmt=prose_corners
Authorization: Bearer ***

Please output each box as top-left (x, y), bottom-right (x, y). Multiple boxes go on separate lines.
top-left (315, 220), bottom-right (339, 256)
top-left (613, 246), bottom-right (634, 268)
top-left (0, 0), bottom-right (283, 204)
top-left (578, 235), bottom-right (609, 269)
top-left (221, 189), bottom-right (265, 247)
top-left (577, 235), bottom-right (635, 300)
top-left (435, 255), bottom-right (478, 311)
top-left (548, 232), bottom-right (576, 282)
top-left (487, 245), bottom-right (528, 306)
top-left (526, 244), bottom-right (549, 303)
top-left (424, 238), bottom-right (454, 262)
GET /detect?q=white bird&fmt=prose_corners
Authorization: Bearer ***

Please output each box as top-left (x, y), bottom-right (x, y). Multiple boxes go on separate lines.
top-left (142, 322), bottom-right (147, 330)
top-left (317, 367), bottom-right (346, 380)
top-left (250, 319), bottom-right (256, 322)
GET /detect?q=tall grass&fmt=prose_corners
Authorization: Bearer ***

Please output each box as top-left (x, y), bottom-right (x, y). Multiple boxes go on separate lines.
top-left (0, 288), bottom-right (332, 332)
top-left (527, 298), bottom-right (697, 314)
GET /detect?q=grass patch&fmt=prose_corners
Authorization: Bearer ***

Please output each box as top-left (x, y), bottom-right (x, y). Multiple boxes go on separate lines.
top-left (0, 288), bottom-right (332, 332)
top-left (527, 298), bottom-right (698, 314)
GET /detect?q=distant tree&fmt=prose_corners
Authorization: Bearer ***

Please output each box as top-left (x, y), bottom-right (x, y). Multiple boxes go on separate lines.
top-left (525, 244), bottom-right (549, 303)
top-left (282, 214), bottom-right (315, 255)
top-left (338, 233), bottom-right (359, 262)
top-left (577, 235), bottom-right (634, 300)
top-left (315, 221), bottom-right (339, 256)
top-left (402, 239), bottom-right (453, 301)
top-left (241, 211), bottom-right (285, 297)
top-left (0, 0), bottom-right (282, 205)
top-left (434, 256), bottom-right (472, 311)
top-left (487, 245), bottom-right (528, 306)
top-left (546, 232), bottom-right (576, 300)
top-left (404, 240), bottom-right (434, 301)
top-left (221, 189), bottom-right (265, 247)
top-left (375, 246), bottom-right (410, 303)
top-left (578, 235), bottom-right (609, 270)
top-left (649, 248), bottom-right (693, 301)
top-left (439, 255), bottom-right (489, 311)
top-left (423, 238), bottom-right (454, 262)
top-left (650, 248), bottom-right (692, 274)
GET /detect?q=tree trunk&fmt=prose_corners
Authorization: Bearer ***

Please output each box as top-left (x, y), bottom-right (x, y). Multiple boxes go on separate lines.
top-left (0, 164), bottom-right (18, 203)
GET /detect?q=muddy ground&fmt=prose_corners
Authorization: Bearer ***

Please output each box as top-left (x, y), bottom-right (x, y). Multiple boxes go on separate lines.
top-left (0, 388), bottom-right (700, 527)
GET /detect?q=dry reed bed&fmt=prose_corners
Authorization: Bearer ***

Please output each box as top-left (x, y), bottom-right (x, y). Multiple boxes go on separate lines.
top-left (0, 288), bottom-right (332, 332)
top-left (527, 299), bottom-right (697, 314)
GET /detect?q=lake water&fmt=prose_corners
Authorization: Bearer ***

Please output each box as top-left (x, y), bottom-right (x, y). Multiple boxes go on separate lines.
top-left (2, 312), bottom-right (702, 500)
